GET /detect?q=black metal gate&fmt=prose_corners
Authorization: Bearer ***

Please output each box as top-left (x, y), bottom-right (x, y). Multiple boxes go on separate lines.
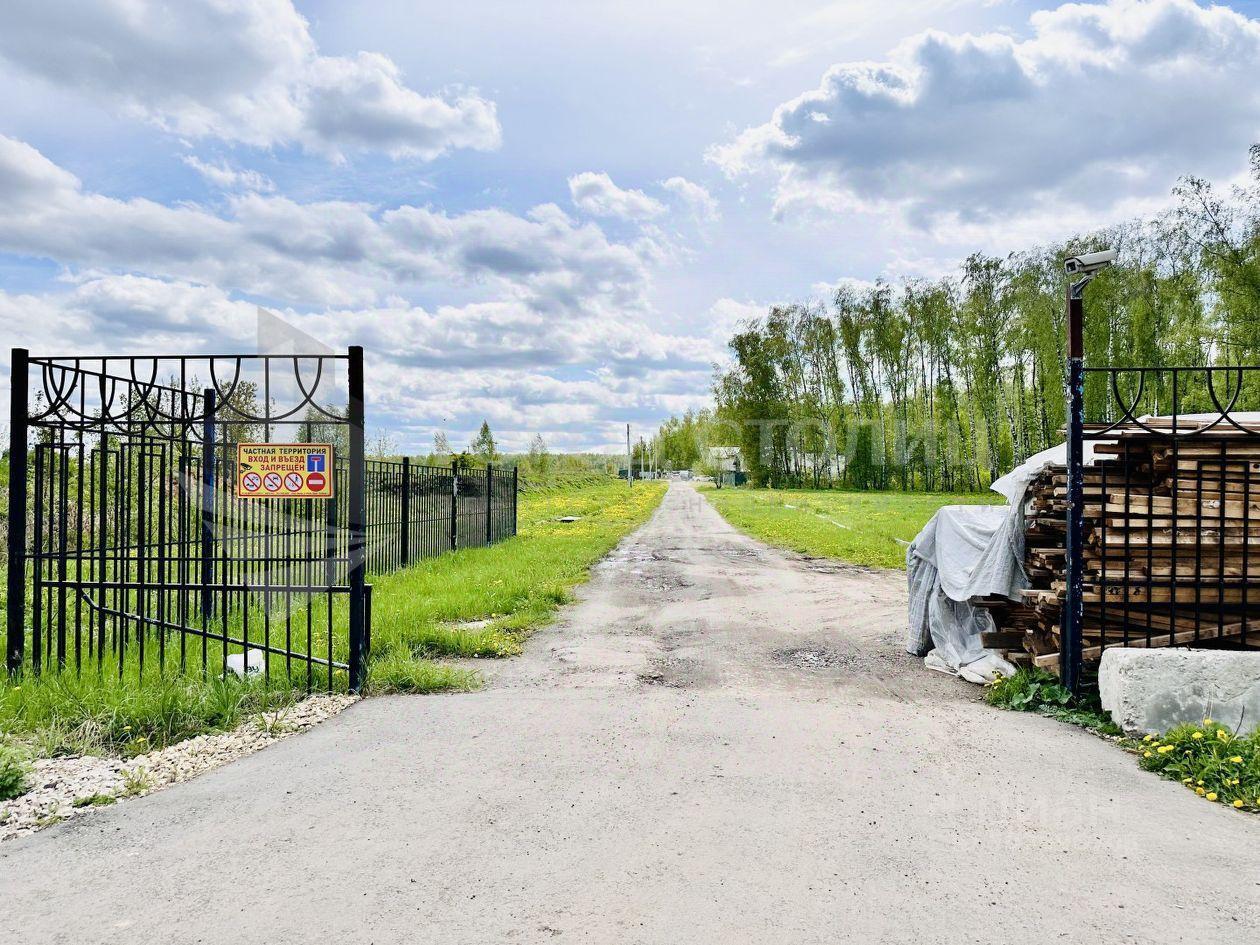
top-left (5, 347), bottom-right (369, 690)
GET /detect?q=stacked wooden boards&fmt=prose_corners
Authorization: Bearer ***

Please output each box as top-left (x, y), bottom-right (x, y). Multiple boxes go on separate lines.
top-left (976, 423), bottom-right (1260, 674)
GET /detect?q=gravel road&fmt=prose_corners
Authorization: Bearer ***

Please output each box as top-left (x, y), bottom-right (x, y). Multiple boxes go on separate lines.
top-left (3, 481), bottom-right (1258, 944)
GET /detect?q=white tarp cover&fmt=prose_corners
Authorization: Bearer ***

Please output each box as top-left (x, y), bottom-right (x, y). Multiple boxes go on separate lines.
top-left (908, 415), bottom-right (1260, 681)
top-left (905, 440), bottom-right (1112, 682)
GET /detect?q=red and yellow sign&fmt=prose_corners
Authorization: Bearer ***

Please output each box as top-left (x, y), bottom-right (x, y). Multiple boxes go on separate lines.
top-left (237, 443), bottom-right (334, 499)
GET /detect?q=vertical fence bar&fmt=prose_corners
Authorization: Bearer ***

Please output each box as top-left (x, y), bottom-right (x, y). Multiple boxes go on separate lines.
top-left (485, 462), bottom-right (493, 546)
top-left (347, 346), bottom-right (367, 691)
top-left (512, 465), bottom-right (518, 536)
top-left (401, 456), bottom-right (411, 567)
top-left (200, 389), bottom-right (217, 622)
top-left (7, 348), bottom-right (29, 675)
top-left (449, 458), bottom-right (459, 551)
top-left (1062, 287), bottom-right (1085, 694)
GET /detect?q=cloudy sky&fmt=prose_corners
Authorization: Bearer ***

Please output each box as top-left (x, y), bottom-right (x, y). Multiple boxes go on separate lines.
top-left (3, 0), bottom-right (1260, 452)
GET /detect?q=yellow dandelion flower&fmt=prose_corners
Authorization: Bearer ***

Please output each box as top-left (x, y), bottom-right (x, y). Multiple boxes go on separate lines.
top-left (1206, 792), bottom-right (1219, 802)
top-left (1217, 729), bottom-right (1230, 741)
top-left (1143, 734), bottom-right (1155, 742)
top-left (1143, 751), bottom-right (1152, 758)
top-left (1192, 732), bottom-right (1204, 740)
top-left (1157, 745), bottom-right (1175, 754)
top-left (1230, 756), bottom-right (1243, 764)
top-left (1234, 799), bottom-right (1245, 809)
top-left (1204, 718), bottom-right (1214, 725)
top-left (1196, 787), bottom-right (1206, 796)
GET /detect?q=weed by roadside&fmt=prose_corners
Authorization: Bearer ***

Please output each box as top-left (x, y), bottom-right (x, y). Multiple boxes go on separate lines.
top-left (984, 668), bottom-right (1121, 735)
top-left (71, 793), bottom-right (117, 808)
top-left (0, 744), bottom-right (31, 800)
top-left (987, 668), bottom-right (1260, 814)
top-left (0, 673), bottom-right (303, 759)
top-left (366, 648), bottom-right (481, 694)
top-left (1138, 721), bottom-right (1260, 811)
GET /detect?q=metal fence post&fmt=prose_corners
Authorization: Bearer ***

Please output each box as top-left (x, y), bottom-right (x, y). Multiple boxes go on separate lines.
top-left (512, 465), bottom-right (518, 536)
top-left (7, 348), bottom-right (29, 675)
top-left (199, 388), bottom-right (216, 621)
top-left (1062, 286), bottom-right (1085, 693)
top-left (347, 346), bottom-right (367, 691)
top-left (449, 458), bottom-right (459, 551)
top-left (485, 462), bottom-right (493, 545)
top-left (400, 455), bottom-right (411, 567)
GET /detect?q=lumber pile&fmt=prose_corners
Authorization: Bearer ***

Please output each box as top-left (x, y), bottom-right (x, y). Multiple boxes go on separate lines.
top-left (976, 424), bottom-right (1260, 674)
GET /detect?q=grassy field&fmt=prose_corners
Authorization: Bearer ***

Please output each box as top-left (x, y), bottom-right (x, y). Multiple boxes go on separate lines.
top-left (366, 477), bottom-right (666, 686)
top-left (700, 485), bottom-right (1002, 569)
top-left (0, 477), bottom-right (666, 761)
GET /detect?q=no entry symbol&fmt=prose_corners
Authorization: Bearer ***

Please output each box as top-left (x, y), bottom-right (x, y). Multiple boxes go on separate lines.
top-left (263, 472), bottom-right (282, 493)
top-left (307, 471), bottom-right (326, 491)
top-left (241, 472), bottom-right (262, 493)
top-left (284, 472), bottom-right (304, 492)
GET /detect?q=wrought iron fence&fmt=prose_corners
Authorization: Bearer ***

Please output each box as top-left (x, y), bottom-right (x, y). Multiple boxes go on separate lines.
top-left (5, 346), bottom-right (518, 691)
top-left (1063, 363), bottom-right (1260, 688)
top-left (361, 458), bottom-right (517, 573)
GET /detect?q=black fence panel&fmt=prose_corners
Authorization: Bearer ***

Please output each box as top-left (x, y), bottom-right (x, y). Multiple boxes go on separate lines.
top-left (5, 348), bottom-right (519, 690)
top-left (1063, 363), bottom-right (1260, 688)
top-left (361, 460), bottom-right (517, 572)
top-left (6, 349), bottom-right (371, 689)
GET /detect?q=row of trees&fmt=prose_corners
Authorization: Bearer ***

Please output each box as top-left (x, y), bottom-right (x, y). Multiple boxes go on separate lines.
top-left (651, 147), bottom-right (1260, 491)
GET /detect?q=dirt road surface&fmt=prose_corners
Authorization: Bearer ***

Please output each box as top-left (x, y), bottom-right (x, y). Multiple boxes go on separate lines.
top-left (3, 482), bottom-right (1258, 944)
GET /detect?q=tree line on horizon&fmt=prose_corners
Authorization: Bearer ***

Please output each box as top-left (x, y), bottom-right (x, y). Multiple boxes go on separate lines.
top-left (650, 146), bottom-right (1260, 491)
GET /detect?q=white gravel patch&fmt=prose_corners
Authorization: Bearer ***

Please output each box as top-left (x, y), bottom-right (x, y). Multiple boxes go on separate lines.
top-left (1, 693), bottom-right (357, 841)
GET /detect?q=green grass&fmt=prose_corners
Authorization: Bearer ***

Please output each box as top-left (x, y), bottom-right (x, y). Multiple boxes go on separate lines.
top-left (365, 478), bottom-right (667, 670)
top-left (0, 477), bottom-right (666, 765)
top-left (1138, 721), bottom-right (1260, 811)
top-left (1, 671), bottom-right (305, 758)
top-left (700, 485), bottom-right (1001, 569)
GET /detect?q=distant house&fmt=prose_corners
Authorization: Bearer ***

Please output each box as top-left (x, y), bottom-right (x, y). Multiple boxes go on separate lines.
top-left (705, 446), bottom-right (742, 472)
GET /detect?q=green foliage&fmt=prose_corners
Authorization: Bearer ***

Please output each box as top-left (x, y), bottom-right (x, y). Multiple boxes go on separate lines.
top-left (985, 668), bottom-right (1073, 712)
top-left (72, 792), bottom-right (116, 808)
top-left (1138, 721), bottom-right (1260, 811)
top-left (0, 743), bottom-right (31, 800)
top-left (366, 649), bottom-right (481, 694)
top-left (984, 668), bottom-right (1120, 734)
top-left (701, 485), bottom-right (996, 569)
top-left (676, 146), bottom-right (1260, 493)
top-left (0, 673), bottom-right (303, 758)
top-left (469, 420), bottom-right (498, 463)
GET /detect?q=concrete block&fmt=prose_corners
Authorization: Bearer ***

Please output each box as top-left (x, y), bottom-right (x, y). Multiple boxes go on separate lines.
top-left (1099, 648), bottom-right (1260, 735)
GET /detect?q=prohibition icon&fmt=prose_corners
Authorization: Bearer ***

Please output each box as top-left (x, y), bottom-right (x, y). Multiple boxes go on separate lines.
top-left (284, 472), bottom-right (304, 492)
top-left (263, 472), bottom-right (282, 493)
top-left (307, 471), bottom-right (326, 491)
top-left (241, 472), bottom-right (262, 493)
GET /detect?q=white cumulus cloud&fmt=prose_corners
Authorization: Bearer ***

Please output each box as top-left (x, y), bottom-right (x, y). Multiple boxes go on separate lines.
top-left (662, 177), bottom-right (719, 221)
top-left (708, 0), bottom-right (1260, 227)
top-left (0, 0), bottom-right (501, 160)
top-left (568, 171), bottom-right (667, 221)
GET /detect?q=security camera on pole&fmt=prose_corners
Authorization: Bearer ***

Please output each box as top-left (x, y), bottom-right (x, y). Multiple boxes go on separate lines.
top-left (1062, 247), bottom-right (1116, 694)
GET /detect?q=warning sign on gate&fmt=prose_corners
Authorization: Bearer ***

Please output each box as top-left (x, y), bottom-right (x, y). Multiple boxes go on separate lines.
top-left (236, 443), bottom-right (334, 499)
